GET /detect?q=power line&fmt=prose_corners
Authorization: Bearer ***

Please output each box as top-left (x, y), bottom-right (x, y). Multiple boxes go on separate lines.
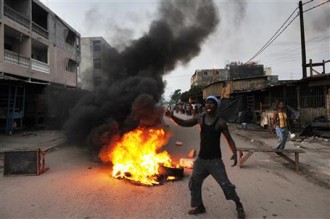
top-left (304, 0), bottom-right (330, 13)
top-left (256, 37), bottom-right (329, 66)
top-left (244, 0), bottom-right (330, 65)
top-left (302, 0), bottom-right (314, 5)
top-left (260, 43), bottom-right (329, 66)
top-left (244, 7), bottom-right (299, 64)
top-left (259, 35), bottom-right (330, 60)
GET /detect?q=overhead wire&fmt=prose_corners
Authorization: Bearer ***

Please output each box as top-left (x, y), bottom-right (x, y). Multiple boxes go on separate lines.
top-left (302, 0), bottom-right (314, 5)
top-left (259, 34), bottom-right (330, 65)
top-left (244, 7), bottom-right (299, 64)
top-left (259, 35), bottom-right (329, 61)
top-left (259, 38), bottom-right (329, 66)
top-left (244, 0), bottom-right (330, 65)
top-left (304, 0), bottom-right (330, 13)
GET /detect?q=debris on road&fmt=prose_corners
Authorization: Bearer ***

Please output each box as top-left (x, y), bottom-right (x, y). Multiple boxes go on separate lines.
top-left (187, 149), bottom-right (196, 158)
top-left (179, 158), bottom-right (195, 169)
top-left (175, 141), bottom-right (183, 146)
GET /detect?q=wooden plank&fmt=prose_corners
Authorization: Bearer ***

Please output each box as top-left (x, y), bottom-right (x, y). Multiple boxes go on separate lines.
top-left (239, 151), bottom-right (254, 168)
top-left (295, 152), bottom-right (300, 171)
top-left (237, 147), bottom-right (305, 153)
top-left (4, 149), bottom-right (49, 176)
top-left (276, 152), bottom-right (295, 166)
top-left (236, 147), bottom-right (304, 172)
top-left (4, 149), bottom-right (40, 176)
top-left (276, 152), bottom-right (301, 172)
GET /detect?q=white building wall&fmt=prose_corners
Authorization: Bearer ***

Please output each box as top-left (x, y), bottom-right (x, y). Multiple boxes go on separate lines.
top-left (80, 38), bottom-right (94, 91)
top-left (264, 67), bottom-right (272, 75)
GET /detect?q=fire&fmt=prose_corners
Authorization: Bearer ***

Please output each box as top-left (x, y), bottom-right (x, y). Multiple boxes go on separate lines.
top-left (99, 128), bottom-right (172, 185)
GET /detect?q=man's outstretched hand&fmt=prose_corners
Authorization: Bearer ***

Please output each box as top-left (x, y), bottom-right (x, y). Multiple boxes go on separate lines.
top-left (231, 151), bottom-right (243, 167)
top-left (230, 154), bottom-right (237, 167)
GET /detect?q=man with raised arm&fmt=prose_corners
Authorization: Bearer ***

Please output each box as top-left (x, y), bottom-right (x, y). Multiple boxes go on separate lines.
top-left (166, 95), bottom-right (245, 219)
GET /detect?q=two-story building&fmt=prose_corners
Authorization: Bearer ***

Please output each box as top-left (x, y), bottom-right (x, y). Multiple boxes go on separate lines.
top-left (0, 0), bottom-right (80, 134)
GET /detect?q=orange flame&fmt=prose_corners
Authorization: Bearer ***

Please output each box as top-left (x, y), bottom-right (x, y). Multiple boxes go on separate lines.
top-left (99, 128), bottom-right (172, 185)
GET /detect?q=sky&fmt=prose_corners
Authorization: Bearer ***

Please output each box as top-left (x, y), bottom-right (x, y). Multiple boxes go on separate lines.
top-left (40, 0), bottom-right (330, 100)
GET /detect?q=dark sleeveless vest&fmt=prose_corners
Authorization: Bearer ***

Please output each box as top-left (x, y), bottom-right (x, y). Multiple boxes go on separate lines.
top-left (199, 115), bottom-right (222, 159)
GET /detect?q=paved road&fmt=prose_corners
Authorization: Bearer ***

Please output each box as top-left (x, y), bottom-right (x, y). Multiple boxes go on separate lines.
top-left (1, 116), bottom-right (330, 218)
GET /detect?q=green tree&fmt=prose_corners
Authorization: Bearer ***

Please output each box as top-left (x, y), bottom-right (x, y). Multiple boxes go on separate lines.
top-left (170, 89), bottom-right (181, 104)
top-left (180, 85), bottom-right (204, 103)
top-left (189, 85), bottom-right (204, 102)
top-left (180, 91), bottom-right (190, 102)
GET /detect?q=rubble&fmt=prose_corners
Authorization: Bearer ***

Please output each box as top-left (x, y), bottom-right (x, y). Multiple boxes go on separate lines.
top-left (300, 116), bottom-right (330, 139)
top-left (179, 158), bottom-right (195, 169)
top-left (175, 141), bottom-right (183, 146)
top-left (187, 149), bottom-right (196, 158)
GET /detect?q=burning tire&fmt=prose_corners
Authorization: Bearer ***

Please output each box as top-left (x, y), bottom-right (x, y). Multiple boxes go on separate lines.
top-left (159, 165), bottom-right (184, 180)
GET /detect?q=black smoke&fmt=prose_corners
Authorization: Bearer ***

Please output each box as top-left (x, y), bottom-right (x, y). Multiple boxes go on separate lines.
top-left (64, 0), bottom-right (219, 152)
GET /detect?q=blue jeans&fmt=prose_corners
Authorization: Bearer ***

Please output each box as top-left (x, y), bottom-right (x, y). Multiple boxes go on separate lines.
top-left (189, 158), bottom-right (240, 207)
top-left (275, 127), bottom-right (289, 149)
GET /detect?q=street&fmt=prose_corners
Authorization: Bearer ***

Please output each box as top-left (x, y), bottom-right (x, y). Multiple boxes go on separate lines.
top-left (1, 116), bottom-right (330, 219)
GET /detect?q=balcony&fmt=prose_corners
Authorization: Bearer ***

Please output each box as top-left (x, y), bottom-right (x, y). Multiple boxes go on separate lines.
top-left (4, 49), bottom-right (30, 68)
top-left (31, 59), bottom-right (49, 73)
top-left (4, 5), bottom-right (30, 29)
top-left (32, 22), bottom-right (49, 39)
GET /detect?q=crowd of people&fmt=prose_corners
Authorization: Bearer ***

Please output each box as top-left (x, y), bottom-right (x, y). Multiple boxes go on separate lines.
top-left (167, 102), bottom-right (204, 117)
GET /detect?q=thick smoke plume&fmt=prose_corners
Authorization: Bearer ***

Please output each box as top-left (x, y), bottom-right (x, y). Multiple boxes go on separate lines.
top-left (64, 0), bottom-right (219, 152)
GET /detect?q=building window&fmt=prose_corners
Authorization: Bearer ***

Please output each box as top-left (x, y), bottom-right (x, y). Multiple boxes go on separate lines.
top-left (203, 71), bottom-right (208, 76)
top-left (93, 58), bottom-right (101, 69)
top-left (66, 59), bottom-right (77, 73)
top-left (66, 30), bottom-right (76, 46)
top-left (93, 40), bottom-right (101, 52)
top-left (94, 76), bottom-right (102, 87)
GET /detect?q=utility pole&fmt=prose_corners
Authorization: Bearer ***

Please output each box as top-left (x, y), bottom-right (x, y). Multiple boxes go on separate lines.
top-left (299, 1), bottom-right (307, 78)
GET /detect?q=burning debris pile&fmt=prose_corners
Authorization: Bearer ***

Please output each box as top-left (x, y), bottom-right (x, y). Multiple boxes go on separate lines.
top-left (64, 0), bottom-right (219, 185)
top-left (99, 127), bottom-right (182, 185)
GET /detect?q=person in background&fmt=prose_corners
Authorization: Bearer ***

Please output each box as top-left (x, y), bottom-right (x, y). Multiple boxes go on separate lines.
top-left (191, 103), bottom-right (197, 116)
top-left (165, 95), bottom-right (245, 219)
top-left (272, 101), bottom-right (290, 149)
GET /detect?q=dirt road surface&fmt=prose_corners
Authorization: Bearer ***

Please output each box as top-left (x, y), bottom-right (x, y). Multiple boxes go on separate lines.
top-left (1, 117), bottom-right (330, 218)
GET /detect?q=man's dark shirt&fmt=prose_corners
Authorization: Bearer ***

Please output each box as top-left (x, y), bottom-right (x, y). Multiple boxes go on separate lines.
top-left (199, 115), bottom-right (222, 159)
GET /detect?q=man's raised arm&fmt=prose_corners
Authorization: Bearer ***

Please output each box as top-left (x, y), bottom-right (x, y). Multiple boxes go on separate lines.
top-left (165, 110), bottom-right (199, 127)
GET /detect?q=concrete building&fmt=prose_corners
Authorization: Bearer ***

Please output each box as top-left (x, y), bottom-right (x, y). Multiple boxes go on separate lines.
top-left (0, 0), bottom-right (80, 134)
top-left (191, 69), bottom-right (228, 87)
top-left (225, 61), bottom-right (264, 80)
top-left (264, 67), bottom-right (272, 76)
top-left (80, 37), bottom-right (111, 91)
top-left (191, 62), bottom-right (267, 88)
